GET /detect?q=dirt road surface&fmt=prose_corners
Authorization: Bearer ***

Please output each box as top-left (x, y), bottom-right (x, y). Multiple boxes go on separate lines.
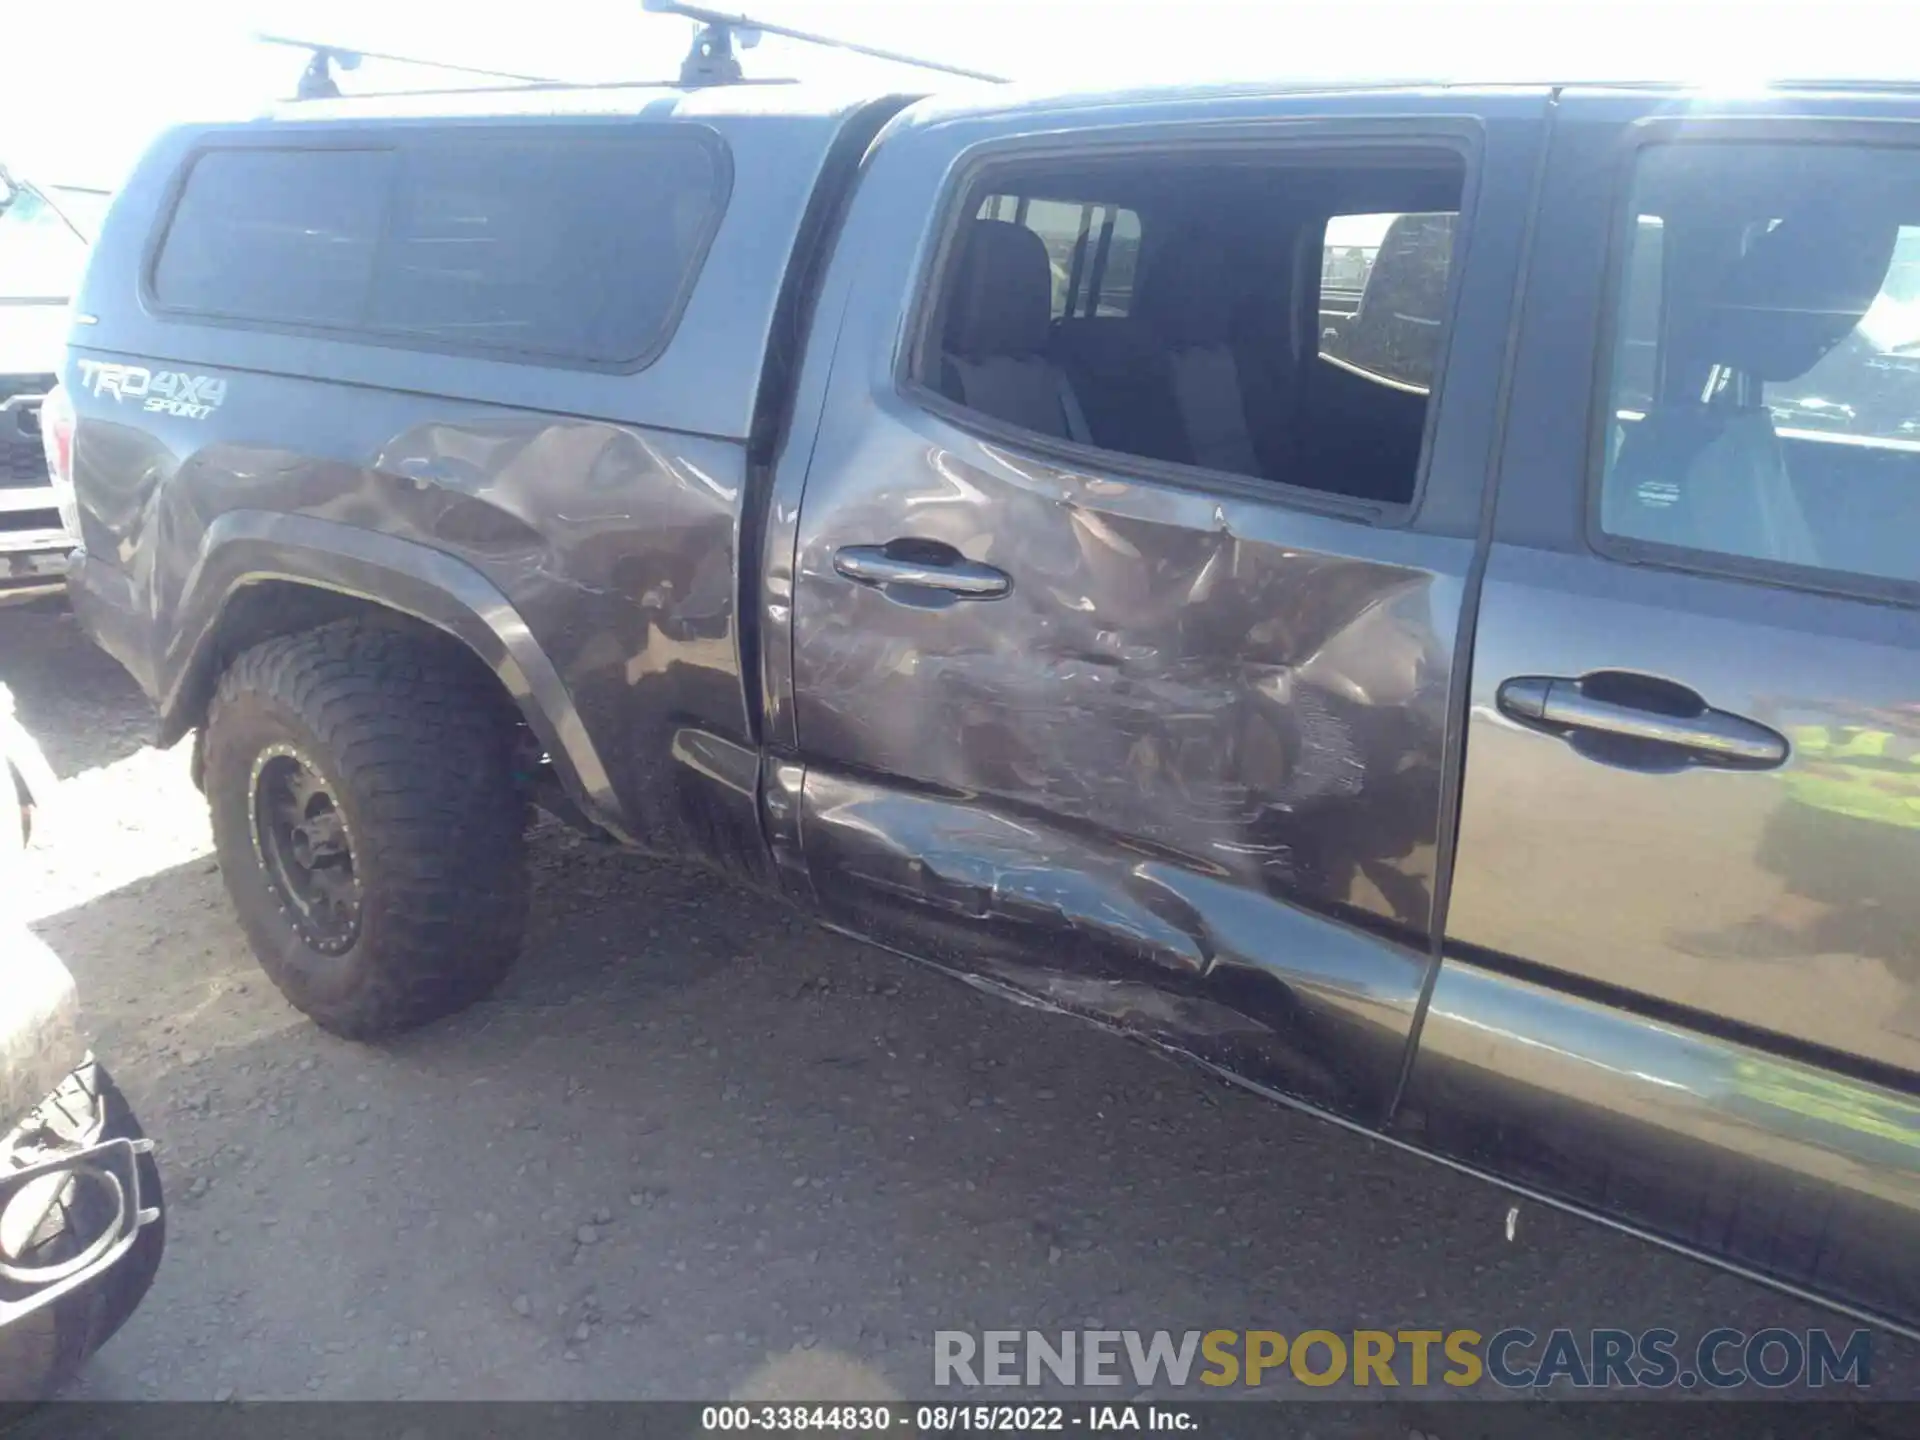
top-left (4, 598), bottom-right (1914, 1425)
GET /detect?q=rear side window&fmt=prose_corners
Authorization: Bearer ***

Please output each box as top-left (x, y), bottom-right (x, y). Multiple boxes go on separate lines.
top-left (1318, 211), bottom-right (1457, 392)
top-left (1596, 142), bottom-right (1920, 588)
top-left (151, 130), bottom-right (728, 368)
top-left (1609, 216), bottom-right (1666, 415)
top-left (977, 194), bottom-right (1141, 319)
top-left (919, 150), bottom-right (1464, 507)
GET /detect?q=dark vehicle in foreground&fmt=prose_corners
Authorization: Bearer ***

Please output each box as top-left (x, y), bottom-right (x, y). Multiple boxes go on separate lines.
top-left (53, 73), bottom-right (1920, 1342)
top-left (0, 686), bottom-right (164, 1399)
top-left (0, 172), bottom-right (100, 596)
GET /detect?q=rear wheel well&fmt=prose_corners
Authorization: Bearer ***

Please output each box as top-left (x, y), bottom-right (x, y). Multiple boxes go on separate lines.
top-left (179, 583), bottom-right (527, 786)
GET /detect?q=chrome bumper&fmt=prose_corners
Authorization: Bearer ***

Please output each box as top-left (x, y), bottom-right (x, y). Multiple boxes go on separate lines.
top-left (0, 934), bottom-right (160, 1334)
top-left (0, 485), bottom-right (69, 592)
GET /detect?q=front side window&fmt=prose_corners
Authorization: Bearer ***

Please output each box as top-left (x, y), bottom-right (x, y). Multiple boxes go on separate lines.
top-left (1766, 225), bottom-right (1920, 445)
top-left (152, 130), bottom-right (728, 368)
top-left (1597, 142), bottom-right (1920, 586)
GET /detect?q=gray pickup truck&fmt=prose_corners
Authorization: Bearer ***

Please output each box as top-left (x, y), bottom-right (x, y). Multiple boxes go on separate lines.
top-left (50, 71), bottom-right (1920, 1343)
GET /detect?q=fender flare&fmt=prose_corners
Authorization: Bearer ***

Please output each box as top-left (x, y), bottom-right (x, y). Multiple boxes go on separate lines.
top-left (159, 511), bottom-right (631, 842)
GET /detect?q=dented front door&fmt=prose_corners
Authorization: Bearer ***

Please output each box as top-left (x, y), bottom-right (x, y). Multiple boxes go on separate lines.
top-left (779, 94), bottom-right (1545, 1123)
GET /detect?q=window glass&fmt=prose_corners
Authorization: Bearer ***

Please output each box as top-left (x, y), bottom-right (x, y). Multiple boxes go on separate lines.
top-left (937, 160), bottom-right (1463, 505)
top-left (1766, 225), bottom-right (1920, 445)
top-left (1318, 211), bottom-right (1456, 391)
top-left (0, 185), bottom-right (97, 302)
top-left (1597, 143), bottom-right (1920, 586)
top-left (153, 132), bottom-right (726, 366)
top-left (1613, 216), bottom-right (1665, 416)
top-left (975, 194), bottom-right (1141, 319)
top-left (153, 149), bottom-right (390, 328)
top-left (1097, 208), bottom-right (1141, 317)
top-left (1016, 198), bottom-right (1089, 318)
top-left (366, 137), bottom-right (720, 364)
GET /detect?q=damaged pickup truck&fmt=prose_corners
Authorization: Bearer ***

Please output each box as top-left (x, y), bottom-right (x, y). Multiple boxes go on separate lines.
top-left (51, 69), bottom-right (1920, 1340)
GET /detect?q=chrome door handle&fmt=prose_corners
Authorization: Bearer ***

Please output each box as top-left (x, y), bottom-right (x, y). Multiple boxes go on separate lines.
top-left (1498, 674), bottom-right (1789, 768)
top-left (833, 543), bottom-right (1011, 599)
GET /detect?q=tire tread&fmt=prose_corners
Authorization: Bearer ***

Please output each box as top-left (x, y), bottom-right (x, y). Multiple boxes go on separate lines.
top-left (206, 621), bottom-right (528, 1037)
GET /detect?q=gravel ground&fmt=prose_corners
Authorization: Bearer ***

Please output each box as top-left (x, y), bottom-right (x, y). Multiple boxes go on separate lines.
top-left (4, 596), bottom-right (1916, 1425)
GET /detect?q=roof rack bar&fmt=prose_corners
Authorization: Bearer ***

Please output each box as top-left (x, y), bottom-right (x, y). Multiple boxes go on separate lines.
top-left (258, 34), bottom-right (564, 83)
top-left (641, 0), bottom-right (1007, 85)
top-left (262, 4), bottom-right (1004, 102)
top-left (289, 77), bottom-right (800, 103)
top-left (258, 33), bottom-right (567, 100)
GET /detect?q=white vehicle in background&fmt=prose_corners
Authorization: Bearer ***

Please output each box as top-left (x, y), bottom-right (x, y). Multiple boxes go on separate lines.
top-left (0, 169), bottom-right (104, 598)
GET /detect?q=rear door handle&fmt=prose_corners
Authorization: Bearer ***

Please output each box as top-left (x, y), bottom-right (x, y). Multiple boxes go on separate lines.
top-left (833, 542), bottom-right (1011, 600)
top-left (1498, 674), bottom-right (1789, 768)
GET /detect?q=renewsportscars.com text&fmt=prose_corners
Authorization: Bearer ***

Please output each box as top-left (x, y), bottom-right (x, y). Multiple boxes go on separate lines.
top-left (933, 1327), bottom-right (1873, 1391)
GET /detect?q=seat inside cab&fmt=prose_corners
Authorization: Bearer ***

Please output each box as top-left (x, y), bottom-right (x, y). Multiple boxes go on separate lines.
top-left (1600, 144), bottom-right (1920, 586)
top-left (926, 154), bottom-right (1465, 508)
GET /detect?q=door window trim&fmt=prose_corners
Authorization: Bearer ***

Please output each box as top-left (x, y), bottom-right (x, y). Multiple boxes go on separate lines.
top-left (1582, 114), bottom-right (1920, 611)
top-left (138, 121), bottom-right (734, 376)
top-left (895, 121), bottom-right (1485, 529)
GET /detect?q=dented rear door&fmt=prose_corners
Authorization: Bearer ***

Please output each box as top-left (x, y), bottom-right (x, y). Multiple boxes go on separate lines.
top-left (779, 88), bottom-right (1548, 1123)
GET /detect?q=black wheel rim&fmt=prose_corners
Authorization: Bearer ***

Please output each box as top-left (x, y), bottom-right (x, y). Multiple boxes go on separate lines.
top-left (249, 744), bottom-right (360, 955)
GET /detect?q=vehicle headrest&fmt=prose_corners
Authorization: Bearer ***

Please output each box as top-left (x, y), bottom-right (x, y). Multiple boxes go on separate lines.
top-left (944, 219), bottom-right (1054, 360)
top-left (1136, 229), bottom-right (1237, 348)
top-left (1700, 211), bottom-right (1899, 382)
top-left (1362, 213), bottom-right (1455, 324)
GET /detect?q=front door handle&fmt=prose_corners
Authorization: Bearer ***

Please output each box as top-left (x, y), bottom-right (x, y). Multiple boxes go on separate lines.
top-left (833, 542), bottom-right (1011, 600)
top-left (1498, 674), bottom-right (1789, 768)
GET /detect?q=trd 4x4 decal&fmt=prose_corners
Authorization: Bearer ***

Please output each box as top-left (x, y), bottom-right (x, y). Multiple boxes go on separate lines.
top-left (76, 361), bottom-right (227, 419)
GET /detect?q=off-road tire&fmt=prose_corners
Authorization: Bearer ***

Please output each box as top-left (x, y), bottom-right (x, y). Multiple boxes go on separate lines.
top-left (203, 621), bottom-right (529, 1038)
top-left (0, 1059), bottom-right (165, 1402)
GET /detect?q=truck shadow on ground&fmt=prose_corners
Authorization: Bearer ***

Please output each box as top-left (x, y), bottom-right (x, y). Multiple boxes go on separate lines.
top-left (1, 598), bottom-right (156, 779)
top-left (31, 816), bottom-right (1917, 1408)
